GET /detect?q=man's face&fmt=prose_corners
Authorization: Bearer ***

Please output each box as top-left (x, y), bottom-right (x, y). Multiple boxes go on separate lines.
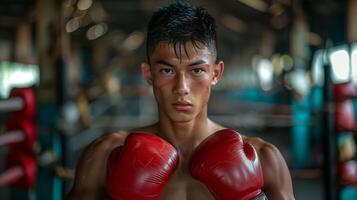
top-left (141, 41), bottom-right (224, 123)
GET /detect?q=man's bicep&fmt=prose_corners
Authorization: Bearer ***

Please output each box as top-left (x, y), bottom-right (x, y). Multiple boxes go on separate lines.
top-left (260, 143), bottom-right (295, 200)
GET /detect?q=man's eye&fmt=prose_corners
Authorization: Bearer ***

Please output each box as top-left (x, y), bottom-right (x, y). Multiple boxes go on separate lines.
top-left (160, 68), bottom-right (173, 75)
top-left (191, 68), bottom-right (204, 75)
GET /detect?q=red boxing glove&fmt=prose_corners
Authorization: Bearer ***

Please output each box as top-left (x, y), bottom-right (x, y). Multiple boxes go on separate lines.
top-left (189, 129), bottom-right (266, 200)
top-left (106, 132), bottom-right (179, 200)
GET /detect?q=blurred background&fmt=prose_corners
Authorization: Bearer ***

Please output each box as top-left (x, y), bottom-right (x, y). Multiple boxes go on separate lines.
top-left (0, 0), bottom-right (356, 199)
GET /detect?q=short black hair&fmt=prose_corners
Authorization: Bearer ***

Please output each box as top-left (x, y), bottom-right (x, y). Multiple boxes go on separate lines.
top-left (146, 2), bottom-right (217, 61)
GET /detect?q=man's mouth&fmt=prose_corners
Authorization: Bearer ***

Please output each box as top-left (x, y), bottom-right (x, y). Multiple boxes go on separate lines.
top-left (172, 102), bottom-right (192, 111)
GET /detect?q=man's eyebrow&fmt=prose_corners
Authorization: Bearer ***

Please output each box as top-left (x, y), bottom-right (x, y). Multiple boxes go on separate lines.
top-left (155, 60), bottom-right (174, 67)
top-left (154, 59), bottom-right (207, 67)
top-left (188, 60), bottom-right (207, 66)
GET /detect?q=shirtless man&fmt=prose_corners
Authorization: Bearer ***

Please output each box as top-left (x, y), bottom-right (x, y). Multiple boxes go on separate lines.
top-left (66, 2), bottom-right (294, 200)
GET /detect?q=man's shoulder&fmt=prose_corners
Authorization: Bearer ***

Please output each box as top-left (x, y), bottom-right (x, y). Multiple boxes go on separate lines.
top-left (243, 136), bottom-right (273, 152)
top-left (87, 131), bottom-right (129, 153)
top-left (243, 136), bottom-right (285, 171)
top-left (69, 131), bottom-right (130, 199)
top-left (88, 122), bottom-right (158, 152)
top-left (243, 136), bottom-right (294, 199)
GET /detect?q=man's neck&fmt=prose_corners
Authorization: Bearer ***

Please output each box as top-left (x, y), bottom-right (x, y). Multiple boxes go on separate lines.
top-left (156, 112), bottom-right (221, 151)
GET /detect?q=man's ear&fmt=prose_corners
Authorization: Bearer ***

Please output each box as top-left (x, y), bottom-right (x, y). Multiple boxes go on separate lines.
top-left (141, 62), bottom-right (152, 85)
top-left (212, 61), bottom-right (224, 85)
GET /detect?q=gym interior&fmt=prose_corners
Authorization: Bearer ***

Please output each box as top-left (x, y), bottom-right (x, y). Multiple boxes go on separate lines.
top-left (0, 0), bottom-right (356, 199)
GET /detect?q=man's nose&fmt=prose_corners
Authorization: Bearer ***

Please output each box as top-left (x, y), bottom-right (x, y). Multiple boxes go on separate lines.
top-left (174, 73), bottom-right (190, 96)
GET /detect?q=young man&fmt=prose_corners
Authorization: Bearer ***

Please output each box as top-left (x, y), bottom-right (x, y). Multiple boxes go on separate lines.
top-left (67, 2), bottom-right (294, 200)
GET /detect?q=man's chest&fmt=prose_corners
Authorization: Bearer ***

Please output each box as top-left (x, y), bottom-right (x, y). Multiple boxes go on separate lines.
top-left (159, 161), bottom-right (215, 200)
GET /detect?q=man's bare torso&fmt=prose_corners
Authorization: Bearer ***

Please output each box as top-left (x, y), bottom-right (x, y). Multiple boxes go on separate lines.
top-left (134, 123), bottom-right (266, 200)
top-left (66, 123), bottom-right (284, 200)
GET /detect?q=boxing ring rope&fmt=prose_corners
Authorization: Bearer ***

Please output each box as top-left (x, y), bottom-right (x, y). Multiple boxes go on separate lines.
top-left (0, 166), bottom-right (24, 186)
top-left (0, 131), bottom-right (26, 146)
top-left (0, 97), bottom-right (24, 112)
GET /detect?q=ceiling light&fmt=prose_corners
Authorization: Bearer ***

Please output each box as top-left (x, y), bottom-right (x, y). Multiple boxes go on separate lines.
top-left (65, 18), bottom-right (81, 33)
top-left (86, 23), bottom-right (108, 40)
top-left (238, 0), bottom-right (268, 12)
top-left (77, 0), bottom-right (93, 11)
